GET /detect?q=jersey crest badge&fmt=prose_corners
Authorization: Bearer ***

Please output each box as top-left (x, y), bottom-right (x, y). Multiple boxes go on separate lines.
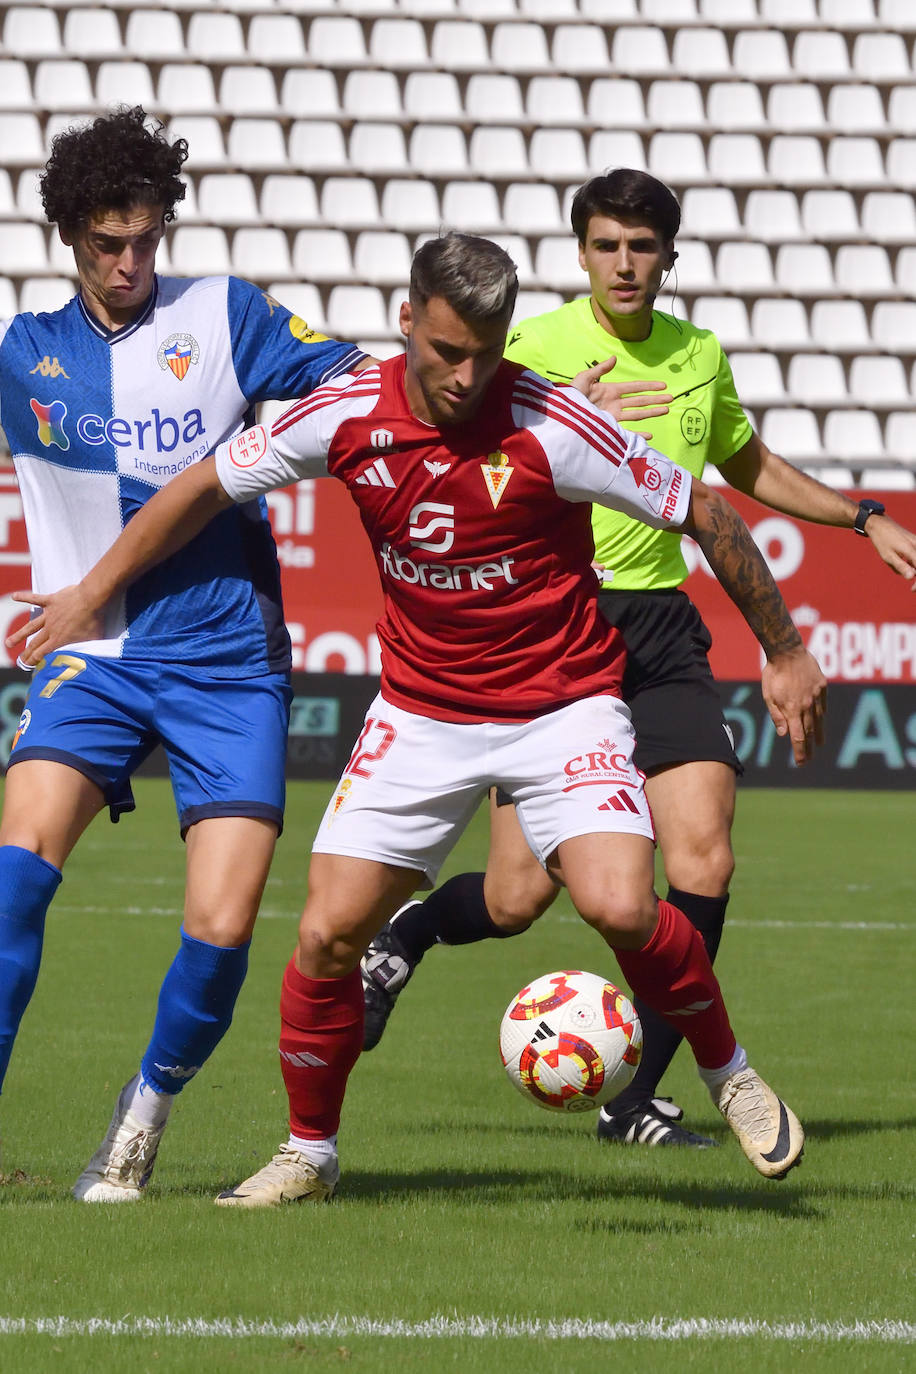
top-left (158, 333), bottom-right (200, 381)
top-left (480, 451), bottom-right (514, 510)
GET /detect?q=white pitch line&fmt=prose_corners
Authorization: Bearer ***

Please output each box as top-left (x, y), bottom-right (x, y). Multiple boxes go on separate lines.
top-left (0, 1316), bottom-right (911, 1343)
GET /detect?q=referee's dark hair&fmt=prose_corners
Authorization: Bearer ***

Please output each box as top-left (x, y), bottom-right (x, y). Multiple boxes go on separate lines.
top-left (571, 169), bottom-right (681, 246)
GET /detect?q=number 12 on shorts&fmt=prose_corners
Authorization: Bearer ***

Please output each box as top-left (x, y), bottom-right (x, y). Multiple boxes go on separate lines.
top-left (345, 716), bottom-right (397, 778)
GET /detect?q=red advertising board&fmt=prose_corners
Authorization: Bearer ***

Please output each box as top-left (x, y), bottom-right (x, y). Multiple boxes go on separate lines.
top-left (0, 469), bottom-right (914, 683)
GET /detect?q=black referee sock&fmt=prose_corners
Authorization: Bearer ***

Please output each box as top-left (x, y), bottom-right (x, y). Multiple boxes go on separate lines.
top-left (392, 872), bottom-right (519, 964)
top-left (610, 887), bottom-right (730, 1115)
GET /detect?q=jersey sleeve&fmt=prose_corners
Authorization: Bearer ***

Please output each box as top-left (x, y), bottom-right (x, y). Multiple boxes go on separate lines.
top-left (706, 342), bottom-right (753, 466)
top-left (226, 277), bottom-right (367, 404)
top-left (512, 372), bottom-right (692, 531)
top-left (503, 317), bottom-right (549, 375)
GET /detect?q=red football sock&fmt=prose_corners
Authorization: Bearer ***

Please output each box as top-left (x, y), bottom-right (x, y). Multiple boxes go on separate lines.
top-left (614, 899), bottom-right (736, 1071)
top-left (279, 959), bottom-right (363, 1140)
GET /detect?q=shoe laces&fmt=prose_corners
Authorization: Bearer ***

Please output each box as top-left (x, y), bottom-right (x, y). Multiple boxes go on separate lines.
top-left (720, 1071), bottom-right (774, 1141)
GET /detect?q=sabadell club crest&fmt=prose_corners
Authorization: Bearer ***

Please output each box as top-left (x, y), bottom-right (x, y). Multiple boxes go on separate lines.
top-left (157, 333), bottom-right (200, 381)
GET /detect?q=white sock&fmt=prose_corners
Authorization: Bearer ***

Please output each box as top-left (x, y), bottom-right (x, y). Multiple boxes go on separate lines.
top-left (125, 1073), bottom-right (174, 1130)
top-left (288, 1132), bottom-right (338, 1176)
top-left (698, 1043), bottom-right (748, 1096)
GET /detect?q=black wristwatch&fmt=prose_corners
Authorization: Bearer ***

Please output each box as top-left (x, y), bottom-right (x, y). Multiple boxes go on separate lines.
top-left (854, 499), bottom-right (886, 536)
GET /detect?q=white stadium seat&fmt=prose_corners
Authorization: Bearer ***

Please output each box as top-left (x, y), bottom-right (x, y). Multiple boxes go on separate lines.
top-left (760, 408), bottom-right (824, 459)
top-left (887, 140), bottom-right (916, 189)
top-left (610, 26), bottom-right (671, 77)
top-left (750, 298), bottom-right (812, 349)
top-left (96, 62), bottom-right (155, 110)
top-left (885, 413), bottom-right (916, 460)
top-left (888, 86), bottom-right (916, 136)
top-left (320, 177), bottom-right (380, 228)
top-left (700, 0), bottom-right (757, 17)
top-left (852, 31), bottom-right (910, 82)
top-left (491, 23), bottom-right (552, 73)
top-left (440, 180), bottom-right (503, 231)
top-left (227, 120), bottom-right (288, 173)
top-left (526, 77), bottom-right (586, 126)
top-left (308, 17), bottom-right (368, 66)
top-left (706, 82), bottom-right (767, 131)
top-left (800, 190), bottom-right (861, 241)
top-left (260, 176), bottom-right (321, 227)
top-left (125, 10), bottom-right (183, 61)
top-left (775, 243), bottom-right (836, 295)
top-left (834, 244), bottom-right (894, 297)
top-left (871, 302), bottom-right (916, 352)
top-left (820, 0), bottom-right (879, 26)
top-left (668, 238), bottom-right (715, 292)
top-left (198, 174), bottom-right (261, 226)
top-left (827, 137), bottom-right (886, 188)
top-left (353, 231), bottom-right (412, 286)
top-left (587, 80), bottom-right (648, 130)
top-left (647, 81), bottom-right (707, 131)
top-left (327, 285), bottom-right (389, 339)
top-left (793, 30), bottom-right (851, 81)
top-left (648, 132), bottom-right (709, 185)
top-left (0, 115), bottom-right (45, 168)
top-left (768, 136), bottom-right (829, 186)
top-left (464, 74), bottom-right (523, 123)
top-left (732, 30), bottom-right (792, 82)
top-left (823, 409), bottom-right (884, 460)
top-left (380, 179), bottom-right (440, 232)
top-left (232, 229), bottom-right (294, 283)
top-left (551, 24), bottom-right (611, 73)
top-left (187, 12), bottom-right (245, 62)
top-left (292, 229), bottom-right (353, 282)
top-left (168, 118), bottom-right (226, 170)
top-left (405, 71), bottom-right (463, 122)
top-left (671, 28), bottom-right (732, 79)
top-left (707, 133), bottom-right (768, 186)
top-left (680, 187), bottom-right (743, 240)
top-left (3, 7), bottom-right (62, 59)
top-left (760, 0), bottom-right (817, 19)
top-left (267, 283), bottom-right (325, 332)
top-left (728, 352), bottom-right (787, 406)
top-left (15, 169), bottom-right (43, 222)
top-left (0, 222), bottom-right (48, 274)
top-left (786, 354), bottom-right (848, 406)
top-left (744, 189), bottom-right (805, 242)
top-left (33, 61), bottom-right (94, 112)
top-left (692, 297), bottom-right (753, 349)
top-left (19, 277), bottom-right (74, 315)
top-left (429, 21), bottom-right (488, 69)
top-left (370, 19), bottom-right (430, 69)
top-left (503, 182), bottom-right (564, 234)
top-left (343, 71), bottom-right (402, 121)
top-left (893, 246), bottom-right (916, 296)
top-left (716, 241), bottom-right (776, 295)
top-left (529, 129), bottom-right (589, 181)
top-left (0, 59), bottom-right (31, 109)
top-left (767, 83), bottom-right (827, 133)
top-left (827, 84), bottom-right (888, 134)
top-left (861, 191), bottom-right (916, 243)
top-left (169, 227), bottom-right (232, 279)
top-left (409, 125), bottom-right (469, 177)
top-left (849, 356), bottom-right (910, 406)
top-left (644, 0), bottom-right (700, 21)
top-left (248, 14), bottom-right (307, 64)
top-left (281, 71), bottom-right (342, 120)
top-left (62, 7), bottom-right (122, 59)
top-left (349, 124), bottom-right (409, 174)
top-left (810, 299), bottom-right (871, 350)
top-left (0, 169), bottom-right (16, 219)
top-left (535, 236), bottom-right (588, 291)
top-left (469, 127), bottom-right (529, 179)
top-left (288, 122), bottom-right (348, 174)
top-left (220, 68), bottom-right (280, 117)
top-left (159, 66), bottom-right (218, 116)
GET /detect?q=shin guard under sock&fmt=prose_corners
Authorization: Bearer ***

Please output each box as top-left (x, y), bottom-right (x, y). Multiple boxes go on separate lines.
top-left (279, 960), bottom-right (363, 1140)
top-left (0, 846), bottom-right (61, 1092)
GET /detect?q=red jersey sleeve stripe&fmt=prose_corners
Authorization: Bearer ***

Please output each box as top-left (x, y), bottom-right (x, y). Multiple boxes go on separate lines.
top-left (514, 376), bottom-right (628, 468)
top-left (271, 375), bottom-right (381, 435)
top-left (514, 373), bottom-right (629, 462)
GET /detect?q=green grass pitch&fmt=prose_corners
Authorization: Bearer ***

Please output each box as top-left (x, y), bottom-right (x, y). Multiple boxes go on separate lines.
top-left (0, 780), bottom-right (912, 1373)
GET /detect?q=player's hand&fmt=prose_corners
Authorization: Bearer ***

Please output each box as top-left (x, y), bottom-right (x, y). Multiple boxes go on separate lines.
top-left (5, 585), bottom-right (103, 666)
top-left (761, 646), bottom-right (828, 766)
top-left (570, 356), bottom-right (672, 438)
top-left (864, 514), bottom-right (916, 589)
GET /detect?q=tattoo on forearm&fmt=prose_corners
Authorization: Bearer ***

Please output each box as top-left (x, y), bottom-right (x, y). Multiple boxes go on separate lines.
top-left (695, 498), bottom-right (803, 658)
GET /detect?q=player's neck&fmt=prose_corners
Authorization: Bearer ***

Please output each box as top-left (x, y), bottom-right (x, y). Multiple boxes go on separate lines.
top-left (588, 296), bottom-right (653, 344)
top-left (79, 285), bottom-right (154, 334)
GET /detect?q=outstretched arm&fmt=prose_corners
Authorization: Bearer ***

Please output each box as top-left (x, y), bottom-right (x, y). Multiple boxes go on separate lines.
top-left (720, 431), bottom-right (916, 584)
top-left (682, 479), bottom-right (828, 765)
top-left (7, 456), bottom-right (230, 666)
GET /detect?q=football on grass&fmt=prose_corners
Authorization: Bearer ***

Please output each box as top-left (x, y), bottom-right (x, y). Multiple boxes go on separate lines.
top-left (499, 970), bottom-right (642, 1113)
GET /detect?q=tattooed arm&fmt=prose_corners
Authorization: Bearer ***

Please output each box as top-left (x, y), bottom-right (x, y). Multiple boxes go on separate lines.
top-left (682, 480), bottom-right (827, 764)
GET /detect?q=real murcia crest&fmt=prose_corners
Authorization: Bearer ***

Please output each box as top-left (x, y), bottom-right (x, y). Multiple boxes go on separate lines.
top-left (480, 450), bottom-right (514, 510)
top-left (424, 459), bottom-right (451, 478)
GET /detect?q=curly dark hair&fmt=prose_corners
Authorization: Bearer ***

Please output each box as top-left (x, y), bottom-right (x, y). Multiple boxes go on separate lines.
top-left (40, 106), bottom-right (187, 233)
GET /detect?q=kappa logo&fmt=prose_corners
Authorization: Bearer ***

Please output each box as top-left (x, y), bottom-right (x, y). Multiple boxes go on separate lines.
top-left (153, 1062), bottom-right (200, 1080)
top-left (29, 356), bottom-right (69, 379)
top-left (157, 332), bottom-right (200, 381)
top-left (424, 459), bottom-right (451, 478)
top-left (408, 502), bottom-right (454, 553)
top-left (355, 456), bottom-right (396, 488)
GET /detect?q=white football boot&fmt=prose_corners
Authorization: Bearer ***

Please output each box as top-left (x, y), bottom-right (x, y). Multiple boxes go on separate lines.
top-left (215, 1143), bottom-right (339, 1208)
top-left (712, 1067), bottom-right (804, 1179)
top-left (73, 1076), bottom-right (166, 1202)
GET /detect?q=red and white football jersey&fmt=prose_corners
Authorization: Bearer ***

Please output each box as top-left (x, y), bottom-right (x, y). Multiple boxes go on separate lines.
top-left (215, 358), bottom-right (691, 723)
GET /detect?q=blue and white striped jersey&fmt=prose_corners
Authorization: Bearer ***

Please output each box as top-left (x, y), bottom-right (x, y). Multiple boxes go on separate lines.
top-left (0, 275), bottom-right (364, 676)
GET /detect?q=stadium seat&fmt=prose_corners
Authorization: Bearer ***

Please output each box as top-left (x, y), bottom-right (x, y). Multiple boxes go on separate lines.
top-left (327, 285), bottom-right (389, 339)
top-left (668, 238), bottom-right (715, 292)
top-left (0, 59), bottom-right (31, 109)
top-left (699, 0), bottom-right (757, 17)
top-left (886, 140), bottom-right (916, 189)
top-left (14, 169), bottom-right (43, 222)
top-left (744, 189), bottom-right (805, 242)
top-left (491, 233), bottom-right (534, 285)
top-left (267, 283), bottom-right (325, 332)
top-left (760, 407), bottom-right (824, 459)
top-left (878, 0), bottom-right (916, 27)
top-left (503, 182), bottom-right (564, 234)
top-left (526, 76), bottom-right (586, 126)
top-left (706, 82), bottom-right (767, 131)
top-left (852, 31), bottom-right (910, 82)
top-left (691, 296), bottom-right (753, 348)
top-left (410, 125), bottom-right (469, 176)
top-left (124, 10), bottom-right (183, 61)
top-left (646, 81), bottom-right (706, 131)
top-left (169, 227), bottom-right (232, 279)
top-left (644, 0), bottom-right (701, 20)
top-left (96, 61), bottom-right (155, 110)
top-left (0, 115), bottom-right (46, 168)
top-left (158, 66), bottom-right (218, 116)
top-left (260, 175), bottom-right (320, 227)
top-left (834, 244), bottom-right (894, 297)
top-left (871, 301), bottom-right (916, 352)
top-left (429, 20), bottom-right (488, 69)
top-left (824, 409), bottom-right (884, 460)
top-left (888, 86), bottom-right (916, 136)
top-left (512, 289), bottom-right (565, 323)
top-left (810, 299), bottom-right (871, 350)
top-left (3, 7), bottom-right (62, 58)
top-left (281, 70), bottom-right (342, 120)
top-left (671, 28), bottom-right (731, 79)
top-left (680, 187), bottom-right (743, 240)
top-left (820, 0), bottom-right (879, 26)
top-left (464, 73), bottom-right (523, 123)
top-left (292, 229), bottom-right (353, 282)
top-left (288, 122), bottom-right (348, 174)
top-left (529, 129), bottom-right (589, 181)
top-left (610, 26), bottom-right (671, 76)
top-left (405, 71), bottom-right (464, 121)
top-left (19, 276), bottom-right (74, 315)
top-left (786, 354), bottom-right (848, 406)
top-left (220, 68), bottom-right (279, 118)
top-left (551, 24), bottom-right (611, 73)
top-left (343, 71), bottom-right (402, 121)
top-left (519, 0), bottom-right (579, 15)
top-left (308, 16), bottom-right (368, 66)
top-left (33, 60), bottom-right (94, 112)
top-left (354, 230), bottom-right (412, 285)
top-left (827, 137), bottom-right (886, 188)
top-left (800, 189), bottom-right (861, 242)
top-left (849, 355), bottom-right (909, 406)
top-left (717, 241), bottom-right (776, 294)
top-left (580, 0), bottom-right (639, 15)
top-left (861, 190), bottom-right (916, 242)
top-left (732, 30), bottom-right (792, 82)
top-left (248, 14), bottom-right (307, 64)
top-left (707, 133), bottom-right (768, 186)
top-left (320, 177), bottom-right (380, 228)
top-left (759, 0), bottom-right (817, 19)
top-left (62, 7), bottom-right (121, 58)
top-left (232, 228), bottom-right (294, 283)
top-left (0, 222), bottom-right (48, 275)
top-left (168, 117), bottom-right (226, 170)
top-left (884, 412), bottom-right (916, 460)
top-left (534, 236), bottom-right (587, 291)
top-left (587, 79), bottom-right (648, 130)
top-left (198, 173), bottom-right (260, 226)
top-left (775, 243), bottom-right (836, 295)
top-left (768, 135), bottom-right (828, 186)
top-left (349, 124), bottom-right (409, 174)
top-left (793, 30), bottom-right (852, 81)
top-left (380, 179), bottom-right (440, 232)
top-left (440, 180), bottom-right (503, 231)
top-left (227, 120), bottom-right (288, 173)
top-left (491, 22), bottom-right (552, 72)
top-left (729, 352), bottom-right (786, 406)
top-left (649, 132), bottom-right (709, 184)
top-left (187, 12), bottom-right (245, 62)
top-left (750, 298), bottom-right (812, 349)
top-left (893, 245), bottom-right (916, 296)
top-left (767, 83), bottom-right (827, 133)
top-left (0, 169), bottom-right (16, 219)
top-left (370, 19), bottom-right (430, 69)
top-left (468, 127), bottom-right (529, 179)
top-left (827, 84), bottom-right (888, 134)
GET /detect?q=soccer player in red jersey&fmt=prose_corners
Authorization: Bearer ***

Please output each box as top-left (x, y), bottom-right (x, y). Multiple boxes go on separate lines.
top-left (14, 234), bottom-right (826, 1202)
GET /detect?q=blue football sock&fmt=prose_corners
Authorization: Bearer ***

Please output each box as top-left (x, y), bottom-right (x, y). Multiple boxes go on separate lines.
top-left (0, 845), bottom-right (62, 1092)
top-left (140, 929), bottom-right (250, 1096)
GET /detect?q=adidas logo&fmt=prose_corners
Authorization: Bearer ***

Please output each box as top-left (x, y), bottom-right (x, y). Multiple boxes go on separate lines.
top-left (598, 790), bottom-right (640, 814)
top-left (279, 1049), bottom-right (329, 1068)
top-left (530, 1020), bottom-right (556, 1043)
top-left (356, 457), bottom-right (396, 488)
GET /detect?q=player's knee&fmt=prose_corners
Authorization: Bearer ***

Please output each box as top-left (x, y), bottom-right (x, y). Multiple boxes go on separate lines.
top-left (576, 889), bottom-right (657, 951)
top-left (667, 839), bottom-right (735, 898)
top-left (296, 911), bottom-right (362, 978)
top-left (486, 881), bottom-right (556, 932)
top-left (183, 908), bottom-right (257, 947)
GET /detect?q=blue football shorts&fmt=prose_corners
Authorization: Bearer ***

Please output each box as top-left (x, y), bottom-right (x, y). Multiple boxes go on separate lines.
top-left (8, 654), bottom-right (292, 835)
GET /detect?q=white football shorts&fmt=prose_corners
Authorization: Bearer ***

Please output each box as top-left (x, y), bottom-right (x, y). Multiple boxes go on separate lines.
top-left (312, 692), bottom-right (654, 886)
